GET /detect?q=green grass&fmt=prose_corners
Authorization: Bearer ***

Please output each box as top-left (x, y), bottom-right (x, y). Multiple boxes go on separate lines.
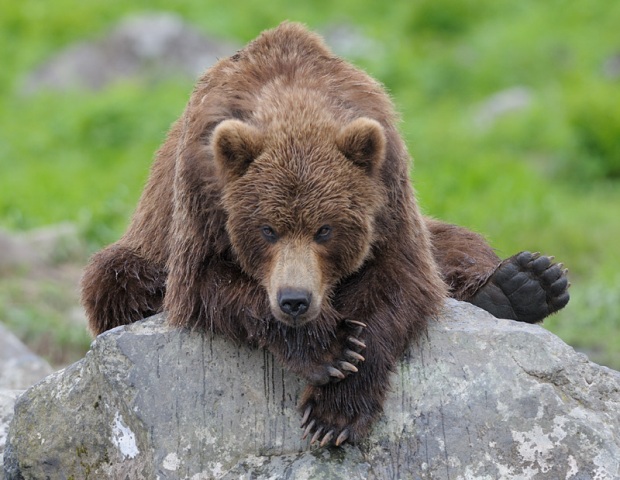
top-left (1, 0), bottom-right (619, 368)
top-left (0, 83), bottom-right (188, 246)
top-left (0, 267), bottom-right (93, 366)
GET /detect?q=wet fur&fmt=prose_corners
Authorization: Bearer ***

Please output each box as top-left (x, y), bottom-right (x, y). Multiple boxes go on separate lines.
top-left (81, 23), bottom-right (568, 445)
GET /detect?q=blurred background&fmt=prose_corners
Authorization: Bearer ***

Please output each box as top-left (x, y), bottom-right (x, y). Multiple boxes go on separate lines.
top-left (0, 0), bottom-right (618, 369)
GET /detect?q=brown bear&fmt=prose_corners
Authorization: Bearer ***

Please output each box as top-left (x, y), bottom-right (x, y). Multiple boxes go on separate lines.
top-left (81, 22), bottom-right (569, 447)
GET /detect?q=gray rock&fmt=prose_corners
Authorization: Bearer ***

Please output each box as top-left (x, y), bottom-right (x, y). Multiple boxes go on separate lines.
top-left (602, 53), bottom-right (620, 80)
top-left (0, 230), bottom-right (37, 272)
top-left (4, 300), bottom-right (620, 479)
top-left (0, 323), bottom-right (53, 390)
top-left (18, 223), bottom-right (85, 264)
top-left (0, 390), bottom-right (23, 480)
top-left (22, 12), bottom-right (239, 93)
top-left (474, 86), bottom-right (533, 128)
top-left (0, 223), bottom-right (84, 271)
top-left (0, 324), bottom-right (52, 480)
top-left (320, 23), bottom-right (382, 60)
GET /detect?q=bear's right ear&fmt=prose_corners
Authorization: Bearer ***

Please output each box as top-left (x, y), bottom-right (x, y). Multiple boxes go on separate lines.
top-left (212, 120), bottom-right (264, 181)
top-left (336, 117), bottom-right (386, 176)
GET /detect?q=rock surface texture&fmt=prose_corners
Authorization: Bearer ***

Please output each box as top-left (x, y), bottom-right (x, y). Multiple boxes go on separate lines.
top-left (0, 323), bottom-right (54, 480)
top-left (4, 300), bottom-right (620, 479)
top-left (0, 324), bottom-right (53, 391)
top-left (0, 391), bottom-right (22, 480)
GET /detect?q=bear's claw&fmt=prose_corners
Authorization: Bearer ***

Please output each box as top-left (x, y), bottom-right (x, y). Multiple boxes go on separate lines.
top-left (299, 403), bottom-right (357, 447)
top-left (328, 367), bottom-right (345, 380)
top-left (301, 405), bottom-right (312, 425)
top-left (470, 251), bottom-right (570, 323)
top-left (304, 420), bottom-right (336, 448)
top-left (345, 319), bottom-right (366, 336)
top-left (345, 349), bottom-right (365, 362)
top-left (308, 319), bottom-right (366, 386)
top-left (310, 427), bottom-right (324, 444)
top-left (348, 336), bottom-right (366, 349)
top-left (302, 419), bottom-right (316, 440)
top-left (339, 361), bottom-right (358, 373)
top-left (335, 429), bottom-right (349, 446)
top-left (319, 430), bottom-right (334, 447)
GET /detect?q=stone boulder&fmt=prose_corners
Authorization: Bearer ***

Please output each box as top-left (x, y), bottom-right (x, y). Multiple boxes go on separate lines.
top-left (0, 323), bottom-right (54, 480)
top-left (22, 12), bottom-right (239, 93)
top-left (473, 86), bottom-right (533, 129)
top-left (0, 224), bottom-right (84, 272)
top-left (0, 323), bottom-right (54, 391)
top-left (0, 391), bottom-right (22, 480)
top-left (4, 300), bottom-right (620, 479)
top-left (22, 15), bottom-right (384, 95)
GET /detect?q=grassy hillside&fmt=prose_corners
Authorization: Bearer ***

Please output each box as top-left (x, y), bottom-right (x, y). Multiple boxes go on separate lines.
top-left (1, 0), bottom-right (619, 368)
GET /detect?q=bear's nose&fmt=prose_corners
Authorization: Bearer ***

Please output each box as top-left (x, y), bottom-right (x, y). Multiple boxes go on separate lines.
top-left (278, 288), bottom-right (311, 318)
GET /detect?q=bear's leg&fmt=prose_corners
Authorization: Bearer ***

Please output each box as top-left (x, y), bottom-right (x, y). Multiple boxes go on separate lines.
top-left (297, 252), bottom-right (441, 447)
top-left (426, 218), bottom-right (570, 323)
top-left (425, 218), bottom-right (502, 300)
top-left (81, 243), bottom-right (166, 335)
top-left (298, 331), bottom-right (394, 447)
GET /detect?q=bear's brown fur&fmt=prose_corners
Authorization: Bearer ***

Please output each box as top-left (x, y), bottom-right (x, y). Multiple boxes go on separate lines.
top-left (81, 22), bottom-right (569, 446)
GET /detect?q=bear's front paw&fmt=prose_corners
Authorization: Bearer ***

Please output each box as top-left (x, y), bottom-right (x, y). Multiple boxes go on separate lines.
top-left (299, 385), bottom-right (375, 447)
top-left (304, 319), bottom-right (367, 386)
top-left (471, 251), bottom-right (570, 323)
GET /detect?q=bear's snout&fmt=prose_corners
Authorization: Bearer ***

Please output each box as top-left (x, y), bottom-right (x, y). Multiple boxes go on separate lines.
top-left (278, 288), bottom-right (312, 319)
top-left (267, 240), bottom-right (324, 326)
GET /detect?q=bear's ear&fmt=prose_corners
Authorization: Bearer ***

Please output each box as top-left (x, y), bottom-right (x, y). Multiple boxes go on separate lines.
top-left (212, 120), bottom-right (264, 181)
top-left (336, 117), bottom-right (386, 176)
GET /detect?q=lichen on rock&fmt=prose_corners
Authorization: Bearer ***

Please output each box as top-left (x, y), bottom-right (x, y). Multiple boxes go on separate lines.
top-left (4, 300), bottom-right (620, 479)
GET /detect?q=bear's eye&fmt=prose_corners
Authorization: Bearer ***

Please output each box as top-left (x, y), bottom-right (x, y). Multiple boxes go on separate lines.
top-left (261, 225), bottom-right (278, 243)
top-left (314, 225), bottom-right (332, 243)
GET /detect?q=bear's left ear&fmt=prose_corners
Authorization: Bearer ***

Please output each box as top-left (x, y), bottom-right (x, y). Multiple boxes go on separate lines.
top-left (336, 117), bottom-right (386, 176)
top-left (212, 119), bottom-right (264, 181)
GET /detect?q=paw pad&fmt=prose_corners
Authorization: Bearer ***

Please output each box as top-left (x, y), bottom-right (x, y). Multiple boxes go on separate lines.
top-left (471, 251), bottom-right (569, 323)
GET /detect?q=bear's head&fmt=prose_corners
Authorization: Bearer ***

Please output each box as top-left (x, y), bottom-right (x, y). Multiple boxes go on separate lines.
top-left (212, 116), bottom-right (387, 326)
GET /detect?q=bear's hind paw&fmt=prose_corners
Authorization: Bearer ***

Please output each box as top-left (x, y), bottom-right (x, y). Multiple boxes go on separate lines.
top-left (471, 251), bottom-right (570, 323)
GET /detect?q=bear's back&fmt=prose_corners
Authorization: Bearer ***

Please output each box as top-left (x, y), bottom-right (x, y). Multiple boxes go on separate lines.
top-left (189, 23), bottom-right (398, 140)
